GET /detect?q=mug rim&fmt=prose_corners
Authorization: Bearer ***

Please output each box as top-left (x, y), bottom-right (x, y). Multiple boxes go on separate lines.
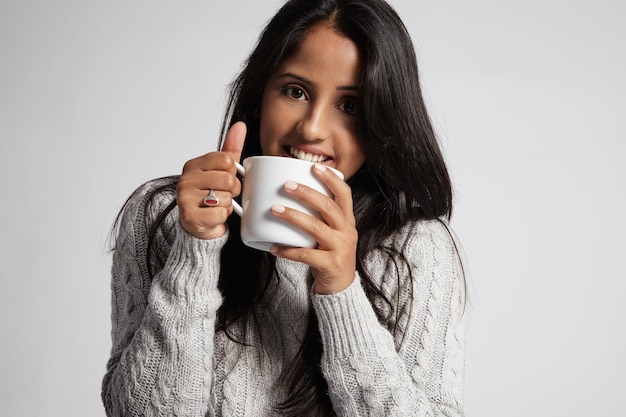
top-left (242, 155), bottom-right (344, 180)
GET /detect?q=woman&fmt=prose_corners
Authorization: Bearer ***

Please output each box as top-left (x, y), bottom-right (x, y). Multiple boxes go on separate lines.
top-left (102, 0), bottom-right (467, 416)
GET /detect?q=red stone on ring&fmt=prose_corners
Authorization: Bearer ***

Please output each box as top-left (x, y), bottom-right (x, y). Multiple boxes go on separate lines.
top-left (204, 190), bottom-right (219, 206)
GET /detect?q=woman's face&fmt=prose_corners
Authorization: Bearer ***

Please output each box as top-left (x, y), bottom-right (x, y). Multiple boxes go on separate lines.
top-left (259, 24), bottom-right (366, 180)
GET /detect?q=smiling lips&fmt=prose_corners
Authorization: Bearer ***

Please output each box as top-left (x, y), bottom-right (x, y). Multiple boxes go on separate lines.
top-left (288, 146), bottom-right (330, 163)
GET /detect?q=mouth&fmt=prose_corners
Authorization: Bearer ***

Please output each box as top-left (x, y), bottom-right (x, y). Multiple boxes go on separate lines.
top-left (287, 146), bottom-right (331, 164)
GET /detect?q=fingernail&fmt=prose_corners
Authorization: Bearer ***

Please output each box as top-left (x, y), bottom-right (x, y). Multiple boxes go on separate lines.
top-left (284, 180), bottom-right (298, 191)
top-left (314, 163), bottom-right (327, 172)
top-left (271, 204), bottom-right (285, 214)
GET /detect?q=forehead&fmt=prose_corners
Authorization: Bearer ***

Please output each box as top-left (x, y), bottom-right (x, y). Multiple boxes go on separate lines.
top-left (276, 25), bottom-right (361, 85)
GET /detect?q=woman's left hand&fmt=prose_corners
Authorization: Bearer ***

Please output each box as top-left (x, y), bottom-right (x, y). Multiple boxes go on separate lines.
top-left (269, 163), bottom-right (357, 294)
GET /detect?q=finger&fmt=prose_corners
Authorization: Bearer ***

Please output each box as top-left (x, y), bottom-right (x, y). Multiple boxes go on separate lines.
top-left (270, 204), bottom-right (340, 249)
top-left (179, 186), bottom-right (234, 215)
top-left (314, 164), bottom-right (353, 212)
top-left (182, 152), bottom-right (237, 174)
top-left (178, 187), bottom-right (233, 209)
top-left (178, 169), bottom-right (241, 198)
top-left (282, 181), bottom-right (345, 229)
top-left (270, 244), bottom-right (321, 266)
top-left (221, 121), bottom-right (247, 164)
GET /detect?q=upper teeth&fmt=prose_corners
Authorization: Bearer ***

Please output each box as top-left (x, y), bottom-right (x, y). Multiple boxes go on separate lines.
top-left (289, 147), bottom-right (327, 163)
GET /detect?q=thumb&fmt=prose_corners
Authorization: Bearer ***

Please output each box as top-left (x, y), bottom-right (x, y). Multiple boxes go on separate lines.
top-left (221, 121), bottom-right (247, 163)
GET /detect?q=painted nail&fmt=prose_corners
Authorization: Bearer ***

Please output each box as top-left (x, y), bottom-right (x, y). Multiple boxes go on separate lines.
top-left (314, 163), bottom-right (327, 172)
top-left (271, 204), bottom-right (286, 214)
top-left (284, 180), bottom-right (298, 191)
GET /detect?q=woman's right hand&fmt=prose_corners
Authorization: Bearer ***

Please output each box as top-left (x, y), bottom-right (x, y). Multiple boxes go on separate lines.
top-left (177, 121), bottom-right (246, 240)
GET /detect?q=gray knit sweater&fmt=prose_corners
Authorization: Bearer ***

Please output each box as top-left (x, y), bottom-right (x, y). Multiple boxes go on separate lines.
top-left (102, 178), bottom-right (467, 416)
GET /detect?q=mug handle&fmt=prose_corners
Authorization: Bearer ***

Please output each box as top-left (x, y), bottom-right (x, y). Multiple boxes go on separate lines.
top-left (231, 162), bottom-right (245, 216)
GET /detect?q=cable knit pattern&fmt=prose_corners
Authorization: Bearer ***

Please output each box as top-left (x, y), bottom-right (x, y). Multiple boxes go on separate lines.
top-left (102, 179), bottom-right (467, 416)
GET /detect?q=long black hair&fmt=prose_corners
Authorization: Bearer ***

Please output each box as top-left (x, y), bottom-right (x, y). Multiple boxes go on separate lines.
top-left (118, 0), bottom-right (453, 416)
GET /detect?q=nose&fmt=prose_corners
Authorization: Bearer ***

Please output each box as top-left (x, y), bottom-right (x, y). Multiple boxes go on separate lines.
top-left (296, 104), bottom-right (330, 142)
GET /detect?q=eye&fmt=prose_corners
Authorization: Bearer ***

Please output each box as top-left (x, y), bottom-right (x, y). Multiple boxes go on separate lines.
top-left (338, 99), bottom-right (357, 115)
top-left (282, 86), bottom-right (306, 100)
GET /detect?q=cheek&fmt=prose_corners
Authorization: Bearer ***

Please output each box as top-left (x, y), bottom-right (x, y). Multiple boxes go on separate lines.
top-left (258, 121), bottom-right (269, 154)
top-left (348, 157), bottom-right (366, 179)
top-left (258, 110), bottom-right (276, 154)
top-left (258, 90), bottom-right (275, 154)
top-left (259, 101), bottom-right (292, 153)
top-left (349, 139), bottom-right (367, 174)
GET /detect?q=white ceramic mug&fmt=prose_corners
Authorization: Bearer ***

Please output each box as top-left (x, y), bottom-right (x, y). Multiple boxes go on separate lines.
top-left (231, 156), bottom-right (344, 252)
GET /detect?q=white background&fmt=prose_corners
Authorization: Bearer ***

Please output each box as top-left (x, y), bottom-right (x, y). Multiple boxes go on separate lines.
top-left (1, 0), bottom-right (624, 416)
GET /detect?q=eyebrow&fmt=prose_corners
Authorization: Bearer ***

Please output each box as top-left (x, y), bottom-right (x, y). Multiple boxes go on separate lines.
top-left (277, 72), bottom-right (359, 92)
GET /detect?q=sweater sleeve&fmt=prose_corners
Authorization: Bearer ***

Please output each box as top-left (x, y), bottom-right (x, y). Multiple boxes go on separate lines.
top-left (101, 181), bottom-right (228, 417)
top-left (312, 220), bottom-right (467, 416)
